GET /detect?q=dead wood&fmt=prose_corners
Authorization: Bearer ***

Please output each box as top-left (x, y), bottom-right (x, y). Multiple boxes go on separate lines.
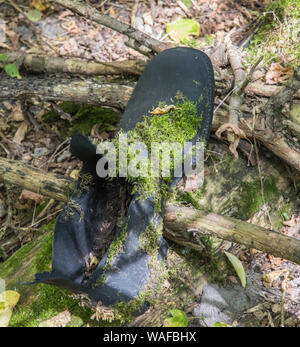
top-left (0, 157), bottom-right (74, 202)
top-left (164, 206), bottom-right (300, 265)
top-left (1, 51), bottom-right (146, 76)
top-left (0, 76), bottom-right (133, 110)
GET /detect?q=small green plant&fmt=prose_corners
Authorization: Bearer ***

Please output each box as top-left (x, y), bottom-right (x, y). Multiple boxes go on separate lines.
top-left (163, 309), bottom-right (188, 327)
top-left (0, 54), bottom-right (21, 79)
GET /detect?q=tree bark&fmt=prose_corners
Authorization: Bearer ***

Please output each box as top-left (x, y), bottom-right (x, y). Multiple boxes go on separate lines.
top-left (164, 206), bottom-right (300, 265)
top-left (0, 157), bottom-right (74, 202)
top-left (1, 52), bottom-right (146, 76)
top-left (0, 76), bottom-right (133, 110)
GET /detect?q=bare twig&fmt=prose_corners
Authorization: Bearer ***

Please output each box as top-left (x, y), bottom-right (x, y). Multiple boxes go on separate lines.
top-left (50, 0), bottom-right (171, 55)
top-left (131, 0), bottom-right (140, 27)
top-left (0, 76), bottom-right (133, 110)
top-left (175, 0), bottom-right (192, 18)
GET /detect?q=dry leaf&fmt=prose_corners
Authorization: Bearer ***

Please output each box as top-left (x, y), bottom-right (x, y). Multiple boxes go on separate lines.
top-left (91, 305), bottom-right (114, 321)
top-left (11, 102), bottom-right (24, 122)
top-left (30, 0), bottom-right (50, 12)
top-left (13, 122), bottom-right (28, 144)
top-left (109, 7), bottom-right (115, 17)
top-left (282, 215), bottom-right (296, 227)
top-left (265, 63), bottom-right (293, 85)
top-left (180, 171), bottom-right (204, 192)
top-left (150, 105), bottom-right (178, 115)
top-left (61, 20), bottom-right (80, 35)
top-left (143, 12), bottom-right (153, 26)
top-left (262, 270), bottom-right (286, 285)
top-left (19, 189), bottom-right (44, 204)
top-left (6, 30), bottom-right (20, 50)
top-left (70, 169), bottom-right (80, 180)
top-left (215, 123), bottom-right (246, 158)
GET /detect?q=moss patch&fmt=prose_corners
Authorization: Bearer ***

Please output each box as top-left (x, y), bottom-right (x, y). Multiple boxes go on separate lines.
top-left (246, 0), bottom-right (300, 67)
top-left (102, 95), bottom-right (204, 212)
top-left (43, 102), bottom-right (120, 138)
top-left (237, 175), bottom-right (279, 220)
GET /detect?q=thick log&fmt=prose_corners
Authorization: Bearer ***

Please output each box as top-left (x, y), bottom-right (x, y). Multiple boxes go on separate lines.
top-left (0, 74), bottom-right (299, 172)
top-left (0, 157), bottom-right (74, 202)
top-left (164, 206), bottom-right (300, 265)
top-left (0, 76), bottom-right (133, 110)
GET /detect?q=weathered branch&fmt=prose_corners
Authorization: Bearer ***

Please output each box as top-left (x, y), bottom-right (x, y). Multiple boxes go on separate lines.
top-left (245, 80), bottom-right (300, 98)
top-left (0, 76), bottom-right (133, 110)
top-left (50, 0), bottom-right (171, 55)
top-left (1, 51), bottom-right (146, 76)
top-left (0, 157), bottom-right (74, 202)
top-left (226, 42), bottom-right (246, 128)
top-left (1, 156), bottom-right (300, 265)
top-left (164, 206), bottom-right (300, 265)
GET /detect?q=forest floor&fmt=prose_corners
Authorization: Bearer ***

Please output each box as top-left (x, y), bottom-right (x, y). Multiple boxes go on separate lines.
top-left (0, 0), bottom-right (299, 327)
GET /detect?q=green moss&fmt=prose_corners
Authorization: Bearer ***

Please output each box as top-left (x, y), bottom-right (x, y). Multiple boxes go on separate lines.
top-left (246, 0), bottom-right (300, 67)
top-left (106, 95), bottom-right (204, 210)
top-left (32, 232), bottom-right (53, 273)
top-left (113, 291), bottom-right (149, 324)
top-left (237, 175), bottom-right (279, 219)
top-left (173, 189), bottom-right (205, 210)
top-left (43, 102), bottom-right (120, 138)
top-left (9, 284), bottom-right (96, 327)
top-left (139, 222), bottom-right (162, 255)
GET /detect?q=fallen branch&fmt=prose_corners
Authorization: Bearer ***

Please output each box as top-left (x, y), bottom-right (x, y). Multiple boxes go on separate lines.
top-left (245, 80), bottom-right (300, 98)
top-left (164, 206), bottom-right (300, 265)
top-left (1, 51), bottom-right (147, 76)
top-left (0, 76), bottom-right (133, 110)
top-left (0, 156), bottom-right (300, 265)
top-left (0, 157), bottom-right (75, 202)
top-left (50, 0), bottom-right (171, 55)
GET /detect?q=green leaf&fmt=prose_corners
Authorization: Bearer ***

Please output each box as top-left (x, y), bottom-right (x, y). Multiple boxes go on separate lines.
top-left (182, 0), bottom-right (191, 8)
top-left (166, 19), bottom-right (200, 42)
top-left (282, 212), bottom-right (290, 221)
top-left (214, 321), bottom-right (232, 327)
top-left (224, 251), bottom-right (246, 288)
top-left (26, 9), bottom-right (41, 22)
top-left (0, 54), bottom-right (8, 62)
top-left (4, 64), bottom-right (21, 79)
top-left (163, 309), bottom-right (188, 327)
